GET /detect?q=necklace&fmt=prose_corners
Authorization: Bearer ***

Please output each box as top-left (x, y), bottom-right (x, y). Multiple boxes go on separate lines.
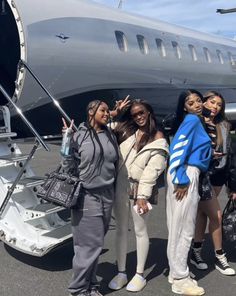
top-left (135, 130), bottom-right (144, 146)
top-left (136, 129), bottom-right (145, 137)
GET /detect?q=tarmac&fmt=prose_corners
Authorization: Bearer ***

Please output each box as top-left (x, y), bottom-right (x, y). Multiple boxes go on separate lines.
top-left (0, 142), bottom-right (235, 296)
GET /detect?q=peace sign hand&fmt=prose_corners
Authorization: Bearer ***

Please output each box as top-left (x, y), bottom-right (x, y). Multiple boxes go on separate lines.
top-left (115, 95), bottom-right (131, 112)
top-left (62, 118), bottom-right (74, 133)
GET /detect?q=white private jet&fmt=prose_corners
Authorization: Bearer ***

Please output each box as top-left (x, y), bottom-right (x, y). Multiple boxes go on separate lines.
top-left (0, 0), bottom-right (235, 256)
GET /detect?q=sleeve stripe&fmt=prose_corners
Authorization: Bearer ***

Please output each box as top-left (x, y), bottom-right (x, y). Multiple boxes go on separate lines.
top-left (173, 176), bottom-right (179, 184)
top-left (173, 139), bottom-right (189, 150)
top-left (170, 149), bottom-right (184, 162)
top-left (169, 159), bottom-right (181, 174)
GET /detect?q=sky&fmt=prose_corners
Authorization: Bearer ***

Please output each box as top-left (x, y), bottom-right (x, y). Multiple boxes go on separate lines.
top-left (93, 0), bottom-right (236, 39)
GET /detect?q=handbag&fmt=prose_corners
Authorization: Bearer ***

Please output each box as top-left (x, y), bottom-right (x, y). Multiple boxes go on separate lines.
top-left (37, 130), bottom-right (84, 208)
top-left (199, 172), bottom-right (213, 201)
top-left (222, 198), bottom-right (236, 242)
top-left (149, 183), bottom-right (159, 205)
top-left (37, 165), bottom-right (82, 209)
top-left (129, 181), bottom-right (158, 205)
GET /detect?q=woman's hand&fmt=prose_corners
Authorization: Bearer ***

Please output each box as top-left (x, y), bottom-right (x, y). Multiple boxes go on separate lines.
top-left (110, 95), bottom-right (130, 119)
top-left (229, 192), bottom-right (236, 200)
top-left (115, 95), bottom-right (130, 112)
top-left (136, 198), bottom-right (149, 215)
top-left (174, 184), bottom-right (189, 201)
top-left (62, 118), bottom-right (74, 133)
top-left (213, 150), bottom-right (224, 159)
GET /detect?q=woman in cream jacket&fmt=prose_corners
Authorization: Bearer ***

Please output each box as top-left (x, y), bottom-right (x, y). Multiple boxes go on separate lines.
top-left (108, 99), bottom-right (169, 292)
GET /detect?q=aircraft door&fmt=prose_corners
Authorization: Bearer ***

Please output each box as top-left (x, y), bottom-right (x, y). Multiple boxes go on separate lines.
top-left (0, 0), bottom-right (25, 105)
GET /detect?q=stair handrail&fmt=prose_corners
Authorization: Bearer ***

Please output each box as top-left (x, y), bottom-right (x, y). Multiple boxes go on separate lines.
top-left (18, 60), bottom-right (78, 132)
top-left (0, 140), bottom-right (40, 216)
top-left (0, 84), bottom-right (50, 151)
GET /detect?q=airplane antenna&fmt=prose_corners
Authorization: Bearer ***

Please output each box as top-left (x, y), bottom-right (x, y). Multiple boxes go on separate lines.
top-left (0, 0), bottom-right (7, 15)
top-left (118, 0), bottom-right (124, 9)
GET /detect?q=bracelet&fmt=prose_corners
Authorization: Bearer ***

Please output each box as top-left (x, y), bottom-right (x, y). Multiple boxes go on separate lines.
top-left (137, 195), bottom-right (147, 200)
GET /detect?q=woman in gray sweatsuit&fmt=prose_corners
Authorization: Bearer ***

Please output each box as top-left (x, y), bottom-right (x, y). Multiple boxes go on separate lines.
top-left (62, 100), bottom-right (119, 296)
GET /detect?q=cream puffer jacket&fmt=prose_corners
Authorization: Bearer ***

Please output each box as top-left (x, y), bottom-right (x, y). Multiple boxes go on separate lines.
top-left (119, 134), bottom-right (169, 198)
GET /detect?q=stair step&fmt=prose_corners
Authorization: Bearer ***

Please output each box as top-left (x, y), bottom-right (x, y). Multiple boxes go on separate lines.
top-left (0, 132), bottom-right (17, 139)
top-left (24, 203), bottom-right (64, 221)
top-left (17, 176), bottom-right (45, 187)
top-left (42, 223), bottom-right (72, 239)
top-left (0, 153), bottom-right (29, 162)
top-left (27, 202), bottom-right (63, 214)
top-left (5, 177), bottom-right (45, 191)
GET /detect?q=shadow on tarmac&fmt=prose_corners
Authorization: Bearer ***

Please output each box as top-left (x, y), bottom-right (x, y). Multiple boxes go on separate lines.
top-left (4, 241), bottom-right (111, 273)
top-left (97, 233), bottom-right (236, 295)
top-left (97, 237), bottom-right (169, 295)
top-left (4, 242), bottom-right (74, 271)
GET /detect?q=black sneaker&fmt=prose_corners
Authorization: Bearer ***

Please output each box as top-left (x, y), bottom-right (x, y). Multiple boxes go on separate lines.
top-left (215, 253), bottom-right (236, 275)
top-left (190, 247), bottom-right (208, 270)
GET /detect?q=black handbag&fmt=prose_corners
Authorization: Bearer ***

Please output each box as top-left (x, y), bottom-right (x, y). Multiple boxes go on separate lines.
top-left (37, 166), bottom-right (82, 209)
top-left (199, 172), bottom-right (213, 201)
top-left (129, 181), bottom-right (158, 205)
top-left (222, 198), bottom-right (236, 242)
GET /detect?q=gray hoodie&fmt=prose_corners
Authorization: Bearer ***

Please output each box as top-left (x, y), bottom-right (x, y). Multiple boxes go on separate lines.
top-left (62, 123), bottom-right (118, 190)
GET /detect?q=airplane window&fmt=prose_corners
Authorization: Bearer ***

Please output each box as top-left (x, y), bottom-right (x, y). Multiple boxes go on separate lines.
top-left (203, 47), bottom-right (212, 63)
top-left (228, 52), bottom-right (236, 67)
top-left (156, 38), bottom-right (166, 57)
top-left (115, 31), bottom-right (128, 52)
top-left (136, 35), bottom-right (149, 55)
top-left (216, 50), bottom-right (224, 64)
top-left (188, 44), bottom-right (197, 61)
top-left (172, 41), bottom-right (182, 59)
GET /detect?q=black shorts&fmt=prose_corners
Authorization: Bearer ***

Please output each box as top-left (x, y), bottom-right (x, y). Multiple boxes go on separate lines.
top-left (210, 168), bottom-right (227, 187)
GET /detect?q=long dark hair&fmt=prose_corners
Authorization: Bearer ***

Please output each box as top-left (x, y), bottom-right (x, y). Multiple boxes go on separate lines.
top-left (78, 100), bottom-right (119, 181)
top-left (203, 91), bottom-right (226, 124)
top-left (172, 89), bottom-right (203, 134)
top-left (114, 99), bottom-right (160, 152)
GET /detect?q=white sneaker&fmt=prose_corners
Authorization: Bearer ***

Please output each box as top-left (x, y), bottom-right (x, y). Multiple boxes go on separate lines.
top-left (168, 274), bottom-right (173, 284)
top-left (172, 277), bottom-right (205, 295)
top-left (108, 273), bottom-right (128, 290)
top-left (168, 273), bottom-right (197, 285)
top-left (215, 253), bottom-right (236, 276)
top-left (126, 274), bottom-right (146, 292)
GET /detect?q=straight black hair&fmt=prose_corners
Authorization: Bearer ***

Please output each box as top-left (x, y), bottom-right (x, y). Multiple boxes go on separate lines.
top-left (172, 89), bottom-right (203, 134)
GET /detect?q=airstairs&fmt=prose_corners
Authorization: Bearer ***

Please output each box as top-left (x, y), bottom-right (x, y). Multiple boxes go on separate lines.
top-left (0, 61), bottom-right (77, 256)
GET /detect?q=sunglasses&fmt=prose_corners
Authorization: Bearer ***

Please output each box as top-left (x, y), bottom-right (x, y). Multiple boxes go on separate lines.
top-left (131, 110), bottom-right (146, 119)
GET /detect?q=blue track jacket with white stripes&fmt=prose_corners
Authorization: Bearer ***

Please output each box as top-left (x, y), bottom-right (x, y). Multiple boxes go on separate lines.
top-left (169, 114), bottom-right (212, 186)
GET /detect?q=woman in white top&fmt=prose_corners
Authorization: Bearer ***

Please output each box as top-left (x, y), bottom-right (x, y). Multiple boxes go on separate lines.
top-left (108, 99), bottom-right (169, 292)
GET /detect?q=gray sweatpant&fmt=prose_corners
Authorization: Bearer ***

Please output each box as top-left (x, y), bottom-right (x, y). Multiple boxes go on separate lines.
top-left (68, 185), bottom-right (114, 295)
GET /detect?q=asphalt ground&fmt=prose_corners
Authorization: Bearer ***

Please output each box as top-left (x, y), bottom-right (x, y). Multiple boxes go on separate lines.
top-left (0, 142), bottom-right (235, 296)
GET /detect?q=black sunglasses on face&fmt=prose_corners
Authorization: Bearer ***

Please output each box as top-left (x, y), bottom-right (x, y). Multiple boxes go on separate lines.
top-left (131, 110), bottom-right (146, 119)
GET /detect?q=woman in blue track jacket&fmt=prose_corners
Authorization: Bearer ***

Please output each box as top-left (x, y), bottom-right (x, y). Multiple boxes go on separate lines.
top-left (166, 89), bottom-right (212, 296)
